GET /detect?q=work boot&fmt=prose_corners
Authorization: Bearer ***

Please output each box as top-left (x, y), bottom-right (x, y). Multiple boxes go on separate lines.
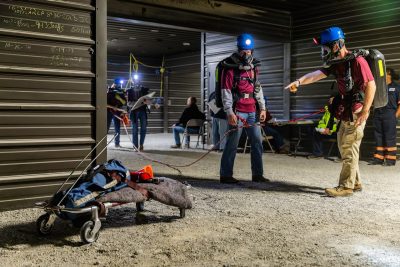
top-left (353, 183), bottom-right (362, 192)
top-left (252, 175), bottom-right (270, 183)
top-left (115, 144), bottom-right (121, 148)
top-left (325, 186), bottom-right (353, 197)
top-left (170, 144), bottom-right (181, 149)
top-left (139, 145), bottom-right (144, 152)
top-left (220, 176), bottom-right (239, 184)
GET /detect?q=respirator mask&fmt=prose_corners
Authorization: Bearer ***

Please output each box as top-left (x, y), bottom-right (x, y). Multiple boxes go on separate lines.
top-left (239, 50), bottom-right (254, 65)
top-left (321, 39), bottom-right (345, 66)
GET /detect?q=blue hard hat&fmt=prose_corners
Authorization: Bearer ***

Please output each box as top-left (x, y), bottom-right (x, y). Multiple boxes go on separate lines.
top-left (114, 78), bottom-right (124, 85)
top-left (237, 33), bottom-right (254, 50)
top-left (319, 27), bottom-right (345, 45)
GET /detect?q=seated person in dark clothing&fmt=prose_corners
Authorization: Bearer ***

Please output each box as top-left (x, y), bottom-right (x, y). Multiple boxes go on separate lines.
top-left (240, 125), bottom-right (289, 153)
top-left (310, 104), bottom-right (338, 158)
top-left (262, 96), bottom-right (289, 153)
top-left (171, 97), bottom-right (206, 148)
top-left (263, 125), bottom-right (289, 153)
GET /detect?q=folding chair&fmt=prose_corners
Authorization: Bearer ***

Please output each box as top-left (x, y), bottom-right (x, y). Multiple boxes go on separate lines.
top-left (243, 127), bottom-right (274, 154)
top-left (181, 119), bottom-right (205, 149)
top-left (261, 127), bottom-right (275, 153)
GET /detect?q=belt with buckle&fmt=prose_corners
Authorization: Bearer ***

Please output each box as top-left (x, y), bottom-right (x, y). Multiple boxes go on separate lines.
top-left (239, 92), bottom-right (254, 99)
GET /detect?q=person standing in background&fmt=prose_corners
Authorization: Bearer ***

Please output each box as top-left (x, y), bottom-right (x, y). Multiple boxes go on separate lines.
top-left (370, 68), bottom-right (400, 166)
top-left (128, 85), bottom-right (151, 152)
top-left (208, 91), bottom-right (228, 152)
top-left (107, 79), bottom-right (127, 148)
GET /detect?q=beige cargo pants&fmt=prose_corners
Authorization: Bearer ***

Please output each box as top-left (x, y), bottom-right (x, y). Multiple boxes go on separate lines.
top-left (337, 120), bottom-right (366, 189)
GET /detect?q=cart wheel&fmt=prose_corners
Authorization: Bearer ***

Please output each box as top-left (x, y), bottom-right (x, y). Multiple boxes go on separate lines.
top-left (136, 202), bottom-right (145, 212)
top-left (179, 208), bottom-right (186, 218)
top-left (36, 214), bottom-right (54, 236)
top-left (80, 221), bottom-right (100, 244)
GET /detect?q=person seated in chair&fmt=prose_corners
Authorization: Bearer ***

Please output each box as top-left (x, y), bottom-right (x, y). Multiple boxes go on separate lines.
top-left (310, 100), bottom-right (338, 158)
top-left (171, 97), bottom-right (206, 148)
top-left (262, 125), bottom-right (290, 154)
top-left (262, 96), bottom-right (289, 153)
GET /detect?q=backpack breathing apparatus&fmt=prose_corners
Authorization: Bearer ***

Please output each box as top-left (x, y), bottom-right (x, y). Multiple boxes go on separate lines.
top-left (315, 27), bottom-right (388, 119)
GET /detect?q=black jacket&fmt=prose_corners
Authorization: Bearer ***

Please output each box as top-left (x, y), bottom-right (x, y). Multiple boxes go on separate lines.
top-left (382, 82), bottom-right (400, 111)
top-left (178, 104), bottom-right (206, 127)
top-left (128, 85), bottom-right (150, 113)
top-left (107, 86), bottom-right (126, 108)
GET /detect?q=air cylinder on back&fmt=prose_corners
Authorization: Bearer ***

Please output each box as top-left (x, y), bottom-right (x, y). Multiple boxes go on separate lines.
top-left (366, 49), bottom-right (388, 109)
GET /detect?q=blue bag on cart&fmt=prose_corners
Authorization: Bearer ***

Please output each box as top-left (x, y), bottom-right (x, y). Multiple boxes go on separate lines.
top-left (59, 159), bottom-right (130, 209)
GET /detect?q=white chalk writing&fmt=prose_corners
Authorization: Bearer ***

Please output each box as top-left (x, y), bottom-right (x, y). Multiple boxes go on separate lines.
top-left (50, 55), bottom-right (83, 67)
top-left (8, 4), bottom-right (90, 24)
top-left (2, 41), bottom-right (32, 50)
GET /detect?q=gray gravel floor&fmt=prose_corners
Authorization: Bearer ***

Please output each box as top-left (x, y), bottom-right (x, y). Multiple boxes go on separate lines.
top-left (1, 134), bottom-right (400, 267)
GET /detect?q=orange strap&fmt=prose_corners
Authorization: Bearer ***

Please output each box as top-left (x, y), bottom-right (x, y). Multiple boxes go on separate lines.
top-left (374, 154), bottom-right (385, 160)
top-left (384, 155), bottom-right (397, 160)
top-left (385, 147), bottom-right (397, 152)
top-left (375, 146), bottom-right (384, 151)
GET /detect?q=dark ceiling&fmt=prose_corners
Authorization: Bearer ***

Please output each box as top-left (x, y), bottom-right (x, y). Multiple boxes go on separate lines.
top-left (107, 17), bottom-right (201, 57)
top-left (223, 0), bottom-right (345, 12)
top-left (107, 0), bottom-right (351, 56)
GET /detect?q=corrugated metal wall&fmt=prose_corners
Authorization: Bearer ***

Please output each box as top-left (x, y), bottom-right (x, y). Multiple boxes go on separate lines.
top-left (203, 32), bottom-right (285, 118)
top-left (107, 50), bottom-right (202, 134)
top-left (165, 51), bottom-right (201, 132)
top-left (0, 0), bottom-right (105, 210)
top-left (291, 0), bottom-right (400, 158)
top-left (107, 54), bottom-right (164, 133)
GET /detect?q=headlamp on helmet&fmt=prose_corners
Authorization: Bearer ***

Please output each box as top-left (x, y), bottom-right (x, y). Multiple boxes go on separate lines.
top-left (237, 33), bottom-right (254, 51)
top-left (114, 78), bottom-right (124, 85)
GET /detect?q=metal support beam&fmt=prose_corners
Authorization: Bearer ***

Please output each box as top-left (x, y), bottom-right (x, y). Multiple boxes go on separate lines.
top-left (283, 43), bottom-right (291, 120)
top-left (200, 32), bottom-right (208, 145)
top-left (163, 75), bottom-right (169, 133)
top-left (95, 0), bottom-right (107, 164)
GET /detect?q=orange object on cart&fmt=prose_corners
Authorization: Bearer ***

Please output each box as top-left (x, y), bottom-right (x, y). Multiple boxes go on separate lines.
top-left (130, 165), bottom-right (154, 182)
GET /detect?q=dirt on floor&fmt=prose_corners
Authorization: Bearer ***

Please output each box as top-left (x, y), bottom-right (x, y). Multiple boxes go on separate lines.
top-left (1, 146), bottom-right (400, 267)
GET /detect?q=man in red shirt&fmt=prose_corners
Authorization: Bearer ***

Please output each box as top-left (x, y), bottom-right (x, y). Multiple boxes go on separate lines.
top-left (219, 33), bottom-right (268, 184)
top-left (285, 27), bottom-right (376, 197)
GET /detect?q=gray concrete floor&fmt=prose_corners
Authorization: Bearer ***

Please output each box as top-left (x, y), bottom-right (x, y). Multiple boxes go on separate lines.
top-left (0, 133), bottom-right (399, 266)
top-left (108, 132), bottom-right (211, 151)
top-left (106, 133), bottom-right (400, 266)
